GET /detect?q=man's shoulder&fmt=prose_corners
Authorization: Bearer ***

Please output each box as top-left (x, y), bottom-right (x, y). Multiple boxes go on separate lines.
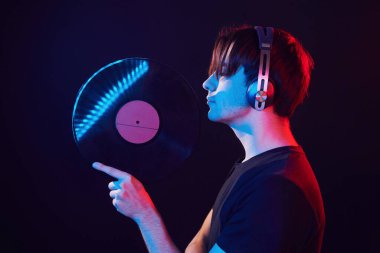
top-left (230, 150), bottom-right (319, 208)
top-left (235, 148), bottom-right (313, 189)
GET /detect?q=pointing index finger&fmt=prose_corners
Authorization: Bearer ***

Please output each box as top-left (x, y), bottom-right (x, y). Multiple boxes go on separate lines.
top-left (92, 162), bottom-right (130, 180)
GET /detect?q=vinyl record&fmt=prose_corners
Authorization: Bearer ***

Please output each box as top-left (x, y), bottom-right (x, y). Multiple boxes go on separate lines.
top-left (72, 58), bottom-right (200, 183)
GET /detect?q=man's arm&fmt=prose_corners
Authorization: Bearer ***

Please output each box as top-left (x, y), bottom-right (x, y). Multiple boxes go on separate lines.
top-left (208, 176), bottom-right (315, 253)
top-left (185, 209), bottom-right (213, 253)
top-left (92, 162), bottom-right (180, 253)
top-left (136, 207), bottom-right (180, 253)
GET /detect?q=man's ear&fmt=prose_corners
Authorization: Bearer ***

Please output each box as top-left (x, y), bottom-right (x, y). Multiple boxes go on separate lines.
top-left (246, 79), bottom-right (275, 110)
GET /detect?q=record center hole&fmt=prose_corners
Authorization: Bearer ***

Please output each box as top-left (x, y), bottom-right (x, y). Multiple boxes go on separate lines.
top-left (136, 120), bottom-right (140, 124)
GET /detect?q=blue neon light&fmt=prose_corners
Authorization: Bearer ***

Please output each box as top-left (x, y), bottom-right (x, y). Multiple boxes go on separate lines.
top-left (74, 60), bottom-right (149, 141)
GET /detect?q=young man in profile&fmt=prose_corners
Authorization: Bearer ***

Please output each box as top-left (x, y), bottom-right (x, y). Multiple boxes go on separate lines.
top-left (93, 25), bottom-right (325, 253)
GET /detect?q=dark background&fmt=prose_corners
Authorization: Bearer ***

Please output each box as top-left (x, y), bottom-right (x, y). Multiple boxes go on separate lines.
top-left (1, 0), bottom-right (379, 252)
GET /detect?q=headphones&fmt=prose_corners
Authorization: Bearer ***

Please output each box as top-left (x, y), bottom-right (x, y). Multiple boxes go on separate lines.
top-left (246, 26), bottom-right (275, 111)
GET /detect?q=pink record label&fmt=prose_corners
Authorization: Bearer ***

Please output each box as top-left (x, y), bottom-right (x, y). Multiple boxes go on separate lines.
top-left (115, 100), bottom-right (160, 144)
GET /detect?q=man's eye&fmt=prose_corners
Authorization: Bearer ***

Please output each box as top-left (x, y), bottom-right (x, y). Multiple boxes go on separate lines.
top-left (220, 72), bottom-right (228, 78)
top-left (220, 67), bottom-right (228, 76)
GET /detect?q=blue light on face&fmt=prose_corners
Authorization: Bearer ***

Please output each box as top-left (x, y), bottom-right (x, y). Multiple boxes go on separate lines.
top-left (74, 60), bottom-right (149, 141)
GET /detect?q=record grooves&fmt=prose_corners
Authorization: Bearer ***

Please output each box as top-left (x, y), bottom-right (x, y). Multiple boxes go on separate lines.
top-left (72, 58), bottom-right (200, 183)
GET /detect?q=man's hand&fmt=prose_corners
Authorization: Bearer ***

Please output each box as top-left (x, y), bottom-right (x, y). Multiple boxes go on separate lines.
top-left (92, 162), bottom-right (155, 223)
top-left (92, 162), bottom-right (180, 253)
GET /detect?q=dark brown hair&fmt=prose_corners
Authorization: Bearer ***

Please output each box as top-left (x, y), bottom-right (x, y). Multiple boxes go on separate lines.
top-left (208, 24), bottom-right (315, 117)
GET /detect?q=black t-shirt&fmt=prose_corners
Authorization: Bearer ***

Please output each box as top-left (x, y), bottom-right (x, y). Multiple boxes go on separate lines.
top-left (207, 146), bottom-right (325, 253)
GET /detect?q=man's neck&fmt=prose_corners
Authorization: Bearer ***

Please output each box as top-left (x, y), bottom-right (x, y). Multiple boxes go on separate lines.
top-left (229, 108), bottom-right (298, 163)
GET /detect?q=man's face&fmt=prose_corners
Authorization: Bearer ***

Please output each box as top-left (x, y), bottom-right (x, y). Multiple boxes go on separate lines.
top-left (202, 66), bottom-right (251, 124)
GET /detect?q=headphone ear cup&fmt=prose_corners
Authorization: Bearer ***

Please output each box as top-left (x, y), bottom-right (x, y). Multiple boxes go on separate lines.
top-left (246, 81), bottom-right (275, 110)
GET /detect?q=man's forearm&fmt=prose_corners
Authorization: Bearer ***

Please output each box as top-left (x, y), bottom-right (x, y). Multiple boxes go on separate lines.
top-left (185, 237), bottom-right (207, 253)
top-left (136, 208), bottom-right (181, 253)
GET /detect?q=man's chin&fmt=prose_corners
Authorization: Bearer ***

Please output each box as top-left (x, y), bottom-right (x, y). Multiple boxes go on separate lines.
top-left (207, 113), bottom-right (223, 123)
top-left (207, 114), bottom-right (217, 122)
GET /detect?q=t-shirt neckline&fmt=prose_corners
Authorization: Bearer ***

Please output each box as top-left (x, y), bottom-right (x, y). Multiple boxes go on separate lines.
top-left (235, 145), bottom-right (303, 168)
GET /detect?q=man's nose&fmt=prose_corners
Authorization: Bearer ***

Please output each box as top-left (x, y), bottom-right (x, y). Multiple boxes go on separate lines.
top-left (202, 74), bottom-right (217, 92)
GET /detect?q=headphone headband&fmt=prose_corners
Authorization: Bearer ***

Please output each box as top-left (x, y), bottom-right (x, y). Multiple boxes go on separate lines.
top-left (254, 26), bottom-right (274, 49)
top-left (252, 26), bottom-right (274, 110)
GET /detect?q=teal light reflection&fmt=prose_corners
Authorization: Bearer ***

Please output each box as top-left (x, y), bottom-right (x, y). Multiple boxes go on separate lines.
top-left (74, 60), bottom-right (149, 141)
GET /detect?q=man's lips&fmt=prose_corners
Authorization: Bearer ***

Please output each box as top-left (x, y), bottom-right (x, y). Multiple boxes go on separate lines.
top-left (206, 96), bottom-right (216, 103)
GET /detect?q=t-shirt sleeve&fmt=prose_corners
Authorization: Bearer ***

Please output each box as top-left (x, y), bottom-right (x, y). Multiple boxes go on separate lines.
top-left (216, 176), bottom-right (315, 253)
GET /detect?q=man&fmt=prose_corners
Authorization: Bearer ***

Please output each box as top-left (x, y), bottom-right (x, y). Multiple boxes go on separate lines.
top-left (92, 25), bottom-right (325, 253)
